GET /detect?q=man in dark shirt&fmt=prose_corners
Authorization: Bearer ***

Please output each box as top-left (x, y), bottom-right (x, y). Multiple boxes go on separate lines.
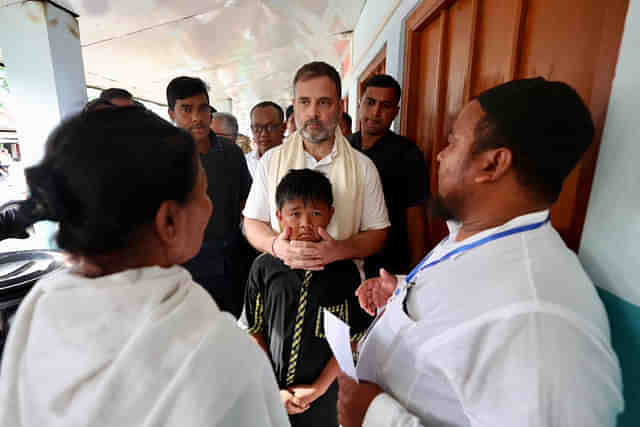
top-left (349, 74), bottom-right (429, 277)
top-left (167, 76), bottom-right (252, 317)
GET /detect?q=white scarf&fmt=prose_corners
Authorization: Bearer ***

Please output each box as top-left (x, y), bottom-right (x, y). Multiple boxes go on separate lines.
top-left (0, 266), bottom-right (289, 427)
top-left (267, 127), bottom-right (363, 240)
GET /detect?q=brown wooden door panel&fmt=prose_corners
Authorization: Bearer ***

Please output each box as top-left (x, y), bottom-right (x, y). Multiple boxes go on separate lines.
top-left (470, 0), bottom-right (523, 96)
top-left (406, 16), bottom-right (443, 156)
top-left (518, 0), bottom-right (603, 87)
top-left (514, 0), bottom-right (623, 249)
top-left (403, 14), bottom-right (447, 241)
top-left (357, 45), bottom-right (387, 131)
top-left (441, 0), bottom-right (474, 141)
top-left (402, 0), bottom-right (629, 251)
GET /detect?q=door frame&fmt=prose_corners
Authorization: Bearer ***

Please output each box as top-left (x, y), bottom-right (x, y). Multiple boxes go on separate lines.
top-left (400, 0), bottom-right (629, 250)
top-left (356, 44), bottom-right (387, 130)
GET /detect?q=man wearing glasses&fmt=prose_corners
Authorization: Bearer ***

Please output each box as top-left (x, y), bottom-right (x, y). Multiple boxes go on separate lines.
top-left (247, 102), bottom-right (286, 179)
top-left (167, 76), bottom-right (252, 318)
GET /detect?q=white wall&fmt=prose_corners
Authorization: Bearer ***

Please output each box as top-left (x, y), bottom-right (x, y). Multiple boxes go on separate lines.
top-left (345, 0), bottom-right (421, 132)
top-left (579, 0), bottom-right (640, 306)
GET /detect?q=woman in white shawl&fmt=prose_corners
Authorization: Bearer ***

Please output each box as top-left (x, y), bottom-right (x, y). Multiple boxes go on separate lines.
top-left (0, 106), bottom-right (290, 427)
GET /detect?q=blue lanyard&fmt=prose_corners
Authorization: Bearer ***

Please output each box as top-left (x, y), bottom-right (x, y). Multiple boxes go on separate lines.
top-left (406, 215), bottom-right (550, 284)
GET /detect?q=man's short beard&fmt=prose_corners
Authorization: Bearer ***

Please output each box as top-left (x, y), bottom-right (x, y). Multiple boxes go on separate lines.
top-left (300, 117), bottom-right (338, 144)
top-left (428, 195), bottom-right (458, 222)
top-left (301, 127), bottom-right (330, 144)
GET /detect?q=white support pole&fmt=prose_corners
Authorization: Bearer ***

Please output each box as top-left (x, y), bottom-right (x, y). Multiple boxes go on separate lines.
top-left (0, 0), bottom-right (87, 168)
top-left (0, 0), bottom-right (87, 249)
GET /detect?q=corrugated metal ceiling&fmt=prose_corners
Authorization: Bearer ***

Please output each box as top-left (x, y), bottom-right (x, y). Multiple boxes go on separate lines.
top-left (66, 0), bottom-right (365, 132)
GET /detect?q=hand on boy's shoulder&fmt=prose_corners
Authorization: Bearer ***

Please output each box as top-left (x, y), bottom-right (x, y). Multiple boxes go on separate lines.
top-left (280, 389), bottom-right (309, 415)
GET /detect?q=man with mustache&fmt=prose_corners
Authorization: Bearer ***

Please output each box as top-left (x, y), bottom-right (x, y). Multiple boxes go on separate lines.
top-left (243, 62), bottom-right (390, 274)
top-left (167, 76), bottom-right (252, 317)
top-left (349, 74), bottom-right (429, 277)
top-left (337, 78), bottom-right (623, 427)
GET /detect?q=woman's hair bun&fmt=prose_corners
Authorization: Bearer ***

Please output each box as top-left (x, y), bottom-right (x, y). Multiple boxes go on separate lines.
top-left (24, 107), bottom-right (198, 256)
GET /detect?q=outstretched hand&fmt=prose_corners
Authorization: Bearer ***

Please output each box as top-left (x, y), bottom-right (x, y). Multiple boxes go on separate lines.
top-left (355, 268), bottom-right (398, 316)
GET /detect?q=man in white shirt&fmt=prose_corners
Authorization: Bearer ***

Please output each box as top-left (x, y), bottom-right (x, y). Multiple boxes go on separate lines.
top-left (243, 61), bottom-right (389, 270)
top-left (245, 101), bottom-right (286, 179)
top-left (337, 78), bottom-right (624, 426)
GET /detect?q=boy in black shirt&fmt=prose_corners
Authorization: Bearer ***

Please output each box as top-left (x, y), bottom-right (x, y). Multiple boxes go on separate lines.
top-left (243, 169), bottom-right (371, 427)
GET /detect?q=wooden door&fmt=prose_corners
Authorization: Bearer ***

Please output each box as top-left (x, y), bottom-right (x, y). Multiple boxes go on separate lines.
top-left (356, 44), bottom-right (387, 131)
top-left (401, 0), bottom-right (629, 251)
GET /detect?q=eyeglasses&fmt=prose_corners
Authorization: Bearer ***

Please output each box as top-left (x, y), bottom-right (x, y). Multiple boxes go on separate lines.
top-left (251, 123), bottom-right (283, 134)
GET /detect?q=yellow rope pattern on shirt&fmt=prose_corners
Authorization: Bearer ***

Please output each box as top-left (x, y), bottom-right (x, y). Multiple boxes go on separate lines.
top-left (247, 292), bottom-right (264, 334)
top-left (286, 270), bottom-right (313, 386)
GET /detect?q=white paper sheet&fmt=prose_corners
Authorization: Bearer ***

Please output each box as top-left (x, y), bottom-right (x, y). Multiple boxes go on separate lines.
top-left (323, 309), bottom-right (359, 381)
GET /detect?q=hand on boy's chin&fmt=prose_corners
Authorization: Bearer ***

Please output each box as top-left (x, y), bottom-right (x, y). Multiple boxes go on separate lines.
top-left (292, 231), bottom-right (319, 242)
top-left (276, 227), bottom-right (338, 270)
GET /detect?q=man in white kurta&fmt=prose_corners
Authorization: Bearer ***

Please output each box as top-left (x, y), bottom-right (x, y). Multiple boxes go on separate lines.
top-left (0, 265), bottom-right (290, 427)
top-left (338, 78), bottom-right (624, 426)
top-left (354, 212), bottom-right (623, 426)
top-left (243, 61), bottom-right (389, 272)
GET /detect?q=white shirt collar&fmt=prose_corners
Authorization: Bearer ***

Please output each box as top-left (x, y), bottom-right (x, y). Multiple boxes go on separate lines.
top-left (303, 140), bottom-right (338, 165)
top-left (445, 209), bottom-right (550, 246)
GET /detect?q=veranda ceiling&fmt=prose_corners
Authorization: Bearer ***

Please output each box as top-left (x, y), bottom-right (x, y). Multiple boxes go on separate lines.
top-left (63, 0), bottom-right (364, 132)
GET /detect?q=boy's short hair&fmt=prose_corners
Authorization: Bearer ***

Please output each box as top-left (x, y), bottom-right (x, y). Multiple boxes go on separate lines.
top-left (276, 169), bottom-right (333, 210)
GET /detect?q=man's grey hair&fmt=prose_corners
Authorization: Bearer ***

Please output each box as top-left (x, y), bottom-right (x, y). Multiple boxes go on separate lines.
top-left (212, 112), bottom-right (239, 140)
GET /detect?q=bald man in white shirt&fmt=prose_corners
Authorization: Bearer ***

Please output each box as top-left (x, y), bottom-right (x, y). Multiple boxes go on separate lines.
top-left (338, 78), bottom-right (624, 427)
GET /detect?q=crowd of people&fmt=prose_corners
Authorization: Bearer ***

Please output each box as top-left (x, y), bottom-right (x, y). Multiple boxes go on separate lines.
top-left (0, 60), bottom-right (624, 427)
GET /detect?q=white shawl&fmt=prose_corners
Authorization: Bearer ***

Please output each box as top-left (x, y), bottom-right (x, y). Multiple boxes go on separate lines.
top-left (0, 265), bottom-right (289, 427)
